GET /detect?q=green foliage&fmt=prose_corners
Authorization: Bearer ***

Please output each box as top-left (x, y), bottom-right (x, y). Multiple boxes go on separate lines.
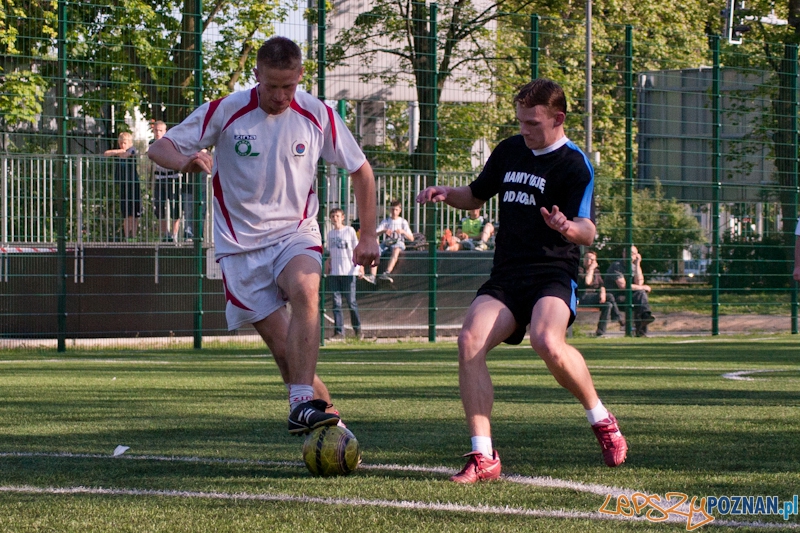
top-left (716, 232), bottom-right (793, 290)
top-left (362, 101), bottom-right (502, 172)
top-left (0, 0), bottom-right (57, 131)
top-left (595, 175), bottom-right (705, 273)
top-left (0, 68), bottom-right (45, 126)
top-left (1, 0), bottom-right (292, 144)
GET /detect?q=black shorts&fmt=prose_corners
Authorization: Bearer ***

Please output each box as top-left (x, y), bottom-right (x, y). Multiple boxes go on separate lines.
top-left (476, 268), bottom-right (578, 345)
top-left (153, 178), bottom-right (181, 218)
top-left (118, 181), bottom-right (142, 218)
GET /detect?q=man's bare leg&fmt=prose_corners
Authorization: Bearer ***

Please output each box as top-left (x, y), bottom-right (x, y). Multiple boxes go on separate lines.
top-left (253, 307), bottom-right (333, 408)
top-left (275, 255), bottom-right (321, 386)
top-left (528, 297), bottom-right (599, 409)
top-left (456, 295), bottom-right (517, 439)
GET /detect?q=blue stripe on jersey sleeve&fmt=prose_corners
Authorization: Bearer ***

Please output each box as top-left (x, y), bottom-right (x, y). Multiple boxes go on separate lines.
top-left (566, 140), bottom-right (595, 219)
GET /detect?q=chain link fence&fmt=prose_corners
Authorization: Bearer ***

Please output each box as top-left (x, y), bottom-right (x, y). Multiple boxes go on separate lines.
top-left (1, 1), bottom-right (798, 348)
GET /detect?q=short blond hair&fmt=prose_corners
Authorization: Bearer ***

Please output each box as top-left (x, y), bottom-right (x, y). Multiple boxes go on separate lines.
top-left (118, 132), bottom-right (133, 142)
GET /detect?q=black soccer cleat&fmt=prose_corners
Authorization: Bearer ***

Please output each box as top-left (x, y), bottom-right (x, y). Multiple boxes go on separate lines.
top-left (288, 399), bottom-right (340, 435)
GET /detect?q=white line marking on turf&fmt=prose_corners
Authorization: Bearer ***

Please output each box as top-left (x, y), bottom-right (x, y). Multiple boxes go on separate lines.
top-left (2, 452), bottom-right (796, 529)
top-left (0, 485), bottom-right (795, 529)
top-left (0, 452), bottom-right (636, 497)
top-left (669, 337), bottom-right (779, 344)
top-left (721, 369), bottom-right (785, 381)
top-left (0, 484), bottom-right (648, 523)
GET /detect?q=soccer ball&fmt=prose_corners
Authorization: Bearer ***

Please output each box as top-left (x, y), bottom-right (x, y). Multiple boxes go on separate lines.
top-left (302, 425), bottom-right (361, 477)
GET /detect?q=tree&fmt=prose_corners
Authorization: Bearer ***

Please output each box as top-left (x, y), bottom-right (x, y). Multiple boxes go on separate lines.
top-left (0, 0), bottom-right (56, 138)
top-left (326, 0), bottom-right (537, 175)
top-left (0, 0), bottom-right (292, 150)
top-left (594, 177), bottom-right (705, 275)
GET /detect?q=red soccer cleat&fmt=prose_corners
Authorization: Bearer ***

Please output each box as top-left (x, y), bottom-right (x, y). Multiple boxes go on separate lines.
top-left (592, 413), bottom-right (628, 467)
top-left (450, 450), bottom-right (502, 483)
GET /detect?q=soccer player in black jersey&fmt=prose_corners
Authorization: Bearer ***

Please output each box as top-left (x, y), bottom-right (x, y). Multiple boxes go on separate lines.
top-left (417, 79), bottom-right (628, 483)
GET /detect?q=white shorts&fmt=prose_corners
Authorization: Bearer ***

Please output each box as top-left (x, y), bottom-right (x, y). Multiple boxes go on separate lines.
top-left (219, 233), bottom-right (323, 330)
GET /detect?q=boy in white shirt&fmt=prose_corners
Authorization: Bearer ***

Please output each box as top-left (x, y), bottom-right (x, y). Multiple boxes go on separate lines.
top-left (366, 200), bottom-right (414, 284)
top-left (325, 208), bottom-right (363, 340)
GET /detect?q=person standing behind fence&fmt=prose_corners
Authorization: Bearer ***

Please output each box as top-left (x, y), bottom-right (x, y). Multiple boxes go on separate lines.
top-left (326, 208), bottom-right (363, 341)
top-left (149, 121), bottom-right (182, 242)
top-left (147, 36), bottom-right (379, 436)
top-left (417, 78), bottom-right (628, 483)
top-left (104, 131), bottom-right (141, 241)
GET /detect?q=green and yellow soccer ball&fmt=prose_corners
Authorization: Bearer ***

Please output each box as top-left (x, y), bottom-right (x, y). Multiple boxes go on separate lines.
top-left (302, 425), bottom-right (361, 476)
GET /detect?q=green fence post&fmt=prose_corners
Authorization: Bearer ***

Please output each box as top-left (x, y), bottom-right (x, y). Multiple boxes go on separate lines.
top-left (530, 14), bottom-right (539, 80)
top-left (57, 0), bottom-right (68, 352)
top-left (427, 2), bottom-right (439, 342)
top-left (318, 0), bottom-right (328, 346)
top-left (338, 100), bottom-right (348, 210)
top-left (624, 25), bottom-right (633, 337)
top-left (193, 0), bottom-right (204, 350)
top-left (788, 43), bottom-right (798, 335)
top-left (711, 35), bottom-right (721, 336)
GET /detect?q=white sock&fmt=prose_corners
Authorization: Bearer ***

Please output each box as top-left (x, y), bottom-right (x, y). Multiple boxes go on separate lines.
top-left (288, 384), bottom-right (314, 411)
top-left (585, 400), bottom-right (610, 425)
top-left (471, 436), bottom-right (494, 459)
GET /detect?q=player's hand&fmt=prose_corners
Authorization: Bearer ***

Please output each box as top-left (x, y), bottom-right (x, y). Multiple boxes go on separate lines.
top-left (180, 151), bottom-right (213, 175)
top-left (353, 238), bottom-right (380, 268)
top-left (540, 205), bottom-right (570, 234)
top-left (416, 186), bottom-right (448, 204)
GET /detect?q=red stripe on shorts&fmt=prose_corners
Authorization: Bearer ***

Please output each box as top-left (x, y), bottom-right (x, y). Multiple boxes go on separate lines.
top-left (222, 271), bottom-right (253, 311)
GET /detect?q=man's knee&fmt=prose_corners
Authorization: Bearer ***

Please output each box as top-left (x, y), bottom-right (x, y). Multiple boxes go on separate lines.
top-left (457, 328), bottom-right (487, 363)
top-left (530, 330), bottom-right (566, 362)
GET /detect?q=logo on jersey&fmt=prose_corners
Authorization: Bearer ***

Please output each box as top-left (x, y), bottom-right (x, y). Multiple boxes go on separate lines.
top-left (234, 137), bottom-right (260, 157)
top-left (292, 140), bottom-right (308, 156)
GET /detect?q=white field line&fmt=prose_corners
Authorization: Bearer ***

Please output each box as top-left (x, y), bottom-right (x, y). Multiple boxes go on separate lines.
top-left (669, 337), bottom-right (779, 344)
top-left (2, 357), bottom-right (791, 376)
top-left (0, 452), bottom-right (796, 529)
top-left (2, 358), bottom-right (796, 383)
top-left (2, 357), bottom-right (793, 374)
top-left (0, 451), bottom-right (628, 494)
top-left (721, 369), bottom-right (785, 381)
top-left (0, 484), bottom-right (652, 524)
top-left (0, 483), bottom-right (795, 529)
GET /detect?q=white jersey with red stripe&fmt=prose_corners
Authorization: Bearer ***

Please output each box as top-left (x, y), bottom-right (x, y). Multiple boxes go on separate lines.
top-left (164, 88), bottom-right (367, 259)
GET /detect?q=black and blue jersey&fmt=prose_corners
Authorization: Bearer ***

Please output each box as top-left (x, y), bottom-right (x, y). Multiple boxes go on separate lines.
top-left (469, 135), bottom-right (595, 279)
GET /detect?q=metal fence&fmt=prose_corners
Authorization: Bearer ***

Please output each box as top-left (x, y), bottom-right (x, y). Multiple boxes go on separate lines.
top-left (1, 1), bottom-right (798, 349)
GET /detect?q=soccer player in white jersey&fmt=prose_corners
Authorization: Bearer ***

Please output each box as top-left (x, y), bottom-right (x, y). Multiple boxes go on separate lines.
top-left (148, 36), bottom-right (379, 435)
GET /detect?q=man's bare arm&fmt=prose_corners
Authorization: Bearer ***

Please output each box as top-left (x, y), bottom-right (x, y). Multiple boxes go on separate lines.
top-left (540, 206), bottom-right (596, 246)
top-left (416, 185), bottom-right (485, 210)
top-left (147, 138), bottom-right (212, 175)
top-left (350, 162), bottom-right (380, 268)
